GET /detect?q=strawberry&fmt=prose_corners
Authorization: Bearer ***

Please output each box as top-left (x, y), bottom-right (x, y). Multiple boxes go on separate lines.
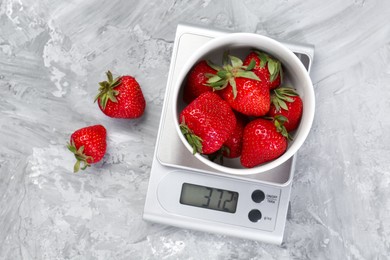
top-left (95, 71), bottom-right (145, 118)
top-left (268, 87), bottom-right (303, 132)
top-left (183, 60), bottom-right (217, 103)
top-left (179, 92), bottom-right (236, 155)
top-left (240, 118), bottom-right (288, 168)
top-left (243, 51), bottom-right (283, 90)
top-left (206, 54), bottom-right (269, 117)
top-left (208, 113), bottom-right (247, 163)
top-left (219, 77), bottom-right (270, 117)
top-left (222, 113), bottom-right (247, 158)
top-left (67, 125), bottom-right (107, 172)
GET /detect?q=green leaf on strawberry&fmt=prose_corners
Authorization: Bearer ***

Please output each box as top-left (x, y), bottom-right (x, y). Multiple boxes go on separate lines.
top-left (180, 117), bottom-right (203, 154)
top-left (206, 74), bottom-right (222, 83)
top-left (67, 140), bottom-right (94, 173)
top-left (268, 87), bottom-right (303, 132)
top-left (271, 87), bottom-right (299, 112)
top-left (94, 71), bottom-right (121, 110)
top-left (254, 50), bottom-right (283, 83)
top-left (208, 146), bottom-right (230, 165)
top-left (205, 54), bottom-right (260, 99)
top-left (257, 52), bottom-right (267, 67)
top-left (268, 59), bottom-right (277, 79)
top-left (244, 59), bottom-right (256, 71)
top-left (228, 78), bottom-right (237, 98)
top-left (273, 115), bottom-right (292, 141)
top-left (229, 55), bottom-right (243, 68)
top-left (235, 70), bottom-right (261, 80)
top-left (206, 60), bottom-right (223, 71)
top-left (217, 70), bottom-right (228, 78)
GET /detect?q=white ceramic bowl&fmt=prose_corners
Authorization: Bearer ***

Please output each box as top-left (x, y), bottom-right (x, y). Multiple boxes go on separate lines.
top-left (172, 33), bottom-right (315, 175)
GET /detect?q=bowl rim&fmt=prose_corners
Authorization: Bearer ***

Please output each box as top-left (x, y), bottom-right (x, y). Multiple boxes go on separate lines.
top-left (172, 32), bottom-right (315, 175)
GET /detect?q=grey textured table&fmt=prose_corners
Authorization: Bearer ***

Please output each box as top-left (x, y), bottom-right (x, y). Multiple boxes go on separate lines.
top-left (1, 0), bottom-right (389, 259)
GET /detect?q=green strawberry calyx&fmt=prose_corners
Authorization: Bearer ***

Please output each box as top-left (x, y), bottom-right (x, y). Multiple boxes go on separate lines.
top-left (205, 53), bottom-right (260, 99)
top-left (67, 139), bottom-right (94, 173)
top-left (272, 115), bottom-right (293, 141)
top-left (94, 70), bottom-right (121, 109)
top-left (271, 87), bottom-right (299, 112)
top-left (254, 50), bottom-right (283, 82)
top-left (180, 117), bottom-right (203, 154)
top-left (208, 145), bottom-right (230, 165)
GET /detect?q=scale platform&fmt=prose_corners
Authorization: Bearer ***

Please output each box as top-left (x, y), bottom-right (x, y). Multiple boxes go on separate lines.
top-left (143, 23), bottom-right (314, 245)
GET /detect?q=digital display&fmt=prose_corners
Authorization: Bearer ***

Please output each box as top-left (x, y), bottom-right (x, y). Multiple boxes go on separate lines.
top-left (180, 183), bottom-right (239, 213)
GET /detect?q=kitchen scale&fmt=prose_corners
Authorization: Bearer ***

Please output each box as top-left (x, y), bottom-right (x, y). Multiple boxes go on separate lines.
top-left (143, 23), bottom-right (314, 245)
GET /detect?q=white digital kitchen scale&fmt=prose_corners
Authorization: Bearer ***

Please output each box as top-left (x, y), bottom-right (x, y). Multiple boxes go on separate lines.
top-left (143, 23), bottom-right (314, 245)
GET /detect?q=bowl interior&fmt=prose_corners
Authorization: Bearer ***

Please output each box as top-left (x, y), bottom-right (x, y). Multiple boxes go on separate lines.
top-left (173, 33), bottom-right (314, 175)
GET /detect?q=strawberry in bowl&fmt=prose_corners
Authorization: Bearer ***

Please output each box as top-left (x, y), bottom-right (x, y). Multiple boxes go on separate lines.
top-left (173, 33), bottom-right (315, 175)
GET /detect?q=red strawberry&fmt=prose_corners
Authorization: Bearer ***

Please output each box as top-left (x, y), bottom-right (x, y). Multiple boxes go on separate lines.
top-left (179, 92), bottom-right (236, 155)
top-left (183, 60), bottom-right (217, 103)
top-left (240, 118), bottom-right (288, 168)
top-left (208, 112), bottom-right (248, 163)
top-left (206, 54), bottom-right (269, 116)
top-left (222, 113), bottom-right (247, 158)
top-left (67, 125), bottom-right (107, 172)
top-left (243, 51), bottom-right (283, 90)
top-left (268, 87), bottom-right (303, 132)
top-left (219, 77), bottom-right (270, 117)
top-left (95, 71), bottom-right (145, 118)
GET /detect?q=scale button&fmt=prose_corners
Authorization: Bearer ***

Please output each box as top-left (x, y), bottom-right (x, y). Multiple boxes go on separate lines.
top-left (251, 190), bottom-right (265, 203)
top-left (248, 209), bottom-right (262, 222)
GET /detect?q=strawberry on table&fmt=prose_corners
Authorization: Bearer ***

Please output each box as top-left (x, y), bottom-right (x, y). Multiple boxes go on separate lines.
top-left (67, 125), bottom-right (107, 172)
top-left (95, 71), bottom-right (146, 118)
top-left (268, 87), bottom-right (303, 132)
top-left (240, 118), bottom-right (288, 168)
top-left (243, 51), bottom-right (283, 90)
top-left (179, 92), bottom-right (236, 155)
top-left (206, 54), bottom-right (270, 117)
top-left (183, 60), bottom-right (217, 103)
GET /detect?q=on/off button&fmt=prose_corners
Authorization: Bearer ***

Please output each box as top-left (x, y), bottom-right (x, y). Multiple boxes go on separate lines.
top-left (248, 209), bottom-right (262, 222)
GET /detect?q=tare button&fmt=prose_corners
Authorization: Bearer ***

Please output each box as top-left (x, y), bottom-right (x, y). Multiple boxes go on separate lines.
top-left (251, 190), bottom-right (265, 203)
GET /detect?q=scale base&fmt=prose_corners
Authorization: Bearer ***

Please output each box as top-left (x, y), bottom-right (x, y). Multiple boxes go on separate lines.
top-left (143, 23), bottom-right (314, 245)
